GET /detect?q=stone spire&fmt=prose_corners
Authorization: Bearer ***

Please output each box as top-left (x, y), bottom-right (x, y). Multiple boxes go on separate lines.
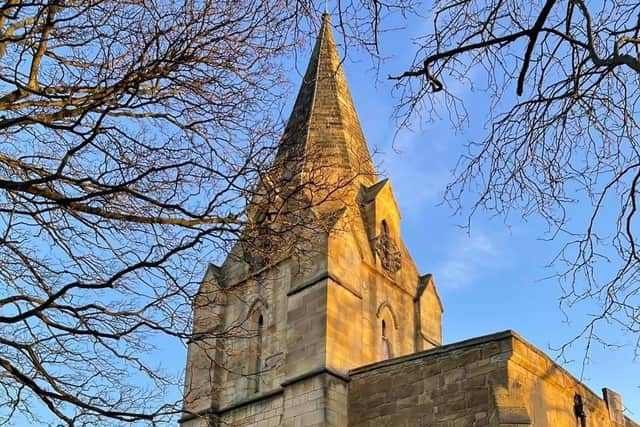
top-left (276, 13), bottom-right (377, 192)
top-left (181, 15), bottom-right (445, 427)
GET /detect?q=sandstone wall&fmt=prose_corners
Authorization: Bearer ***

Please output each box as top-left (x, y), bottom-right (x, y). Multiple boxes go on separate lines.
top-left (183, 256), bottom-right (293, 417)
top-left (219, 392), bottom-right (284, 427)
top-left (505, 334), bottom-right (639, 427)
top-left (181, 371), bottom-right (350, 427)
top-left (324, 179), bottom-right (443, 375)
top-left (181, 390), bottom-right (283, 427)
top-left (349, 333), bottom-right (511, 427)
top-left (216, 260), bottom-right (290, 407)
top-left (348, 331), bottom-right (638, 427)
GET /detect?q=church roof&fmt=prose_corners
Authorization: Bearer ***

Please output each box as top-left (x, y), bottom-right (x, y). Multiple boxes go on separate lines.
top-left (361, 178), bottom-right (389, 203)
top-left (275, 13), bottom-right (377, 188)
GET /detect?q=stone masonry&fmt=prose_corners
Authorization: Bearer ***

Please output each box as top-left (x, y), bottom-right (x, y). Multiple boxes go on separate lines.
top-left (349, 331), bottom-right (638, 427)
top-left (180, 13), bottom-right (637, 427)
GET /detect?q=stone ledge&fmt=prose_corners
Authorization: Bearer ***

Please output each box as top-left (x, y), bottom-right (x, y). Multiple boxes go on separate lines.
top-left (281, 366), bottom-right (351, 387)
top-left (179, 387), bottom-right (284, 423)
top-left (287, 271), bottom-right (362, 299)
top-left (287, 272), bottom-right (329, 296)
top-left (349, 329), bottom-right (518, 376)
top-left (180, 367), bottom-right (352, 423)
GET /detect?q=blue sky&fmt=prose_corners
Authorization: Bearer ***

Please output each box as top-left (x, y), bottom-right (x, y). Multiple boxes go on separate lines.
top-left (135, 6), bottom-right (640, 425)
top-left (9, 5), bottom-right (638, 426)
top-left (153, 6), bottom-right (640, 423)
top-left (328, 5), bottom-right (640, 418)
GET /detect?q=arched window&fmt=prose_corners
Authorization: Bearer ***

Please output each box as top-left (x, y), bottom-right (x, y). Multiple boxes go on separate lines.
top-left (253, 314), bottom-right (264, 393)
top-left (377, 302), bottom-right (398, 361)
top-left (381, 319), bottom-right (392, 360)
top-left (574, 393), bottom-right (586, 427)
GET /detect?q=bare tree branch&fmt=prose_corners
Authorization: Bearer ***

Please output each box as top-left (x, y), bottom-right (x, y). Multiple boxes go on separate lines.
top-left (392, 0), bottom-right (640, 366)
top-left (0, 1), bottom-right (416, 425)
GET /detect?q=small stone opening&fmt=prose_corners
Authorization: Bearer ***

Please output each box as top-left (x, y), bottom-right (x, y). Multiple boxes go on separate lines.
top-left (574, 393), bottom-right (586, 427)
top-left (253, 314), bottom-right (264, 393)
top-left (381, 319), bottom-right (392, 360)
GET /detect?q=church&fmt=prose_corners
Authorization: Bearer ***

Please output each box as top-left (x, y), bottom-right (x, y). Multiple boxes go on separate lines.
top-left (180, 14), bottom-right (638, 427)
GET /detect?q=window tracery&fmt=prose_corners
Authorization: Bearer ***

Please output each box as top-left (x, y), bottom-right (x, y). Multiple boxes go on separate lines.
top-left (375, 220), bottom-right (401, 273)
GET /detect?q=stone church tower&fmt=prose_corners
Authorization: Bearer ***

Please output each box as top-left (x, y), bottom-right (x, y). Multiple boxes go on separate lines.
top-left (181, 14), bottom-right (637, 427)
top-left (181, 13), bottom-right (442, 426)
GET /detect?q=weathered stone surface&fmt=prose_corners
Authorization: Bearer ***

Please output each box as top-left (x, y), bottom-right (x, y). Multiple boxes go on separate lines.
top-left (349, 331), bottom-right (639, 427)
top-left (180, 12), bottom-right (636, 427)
